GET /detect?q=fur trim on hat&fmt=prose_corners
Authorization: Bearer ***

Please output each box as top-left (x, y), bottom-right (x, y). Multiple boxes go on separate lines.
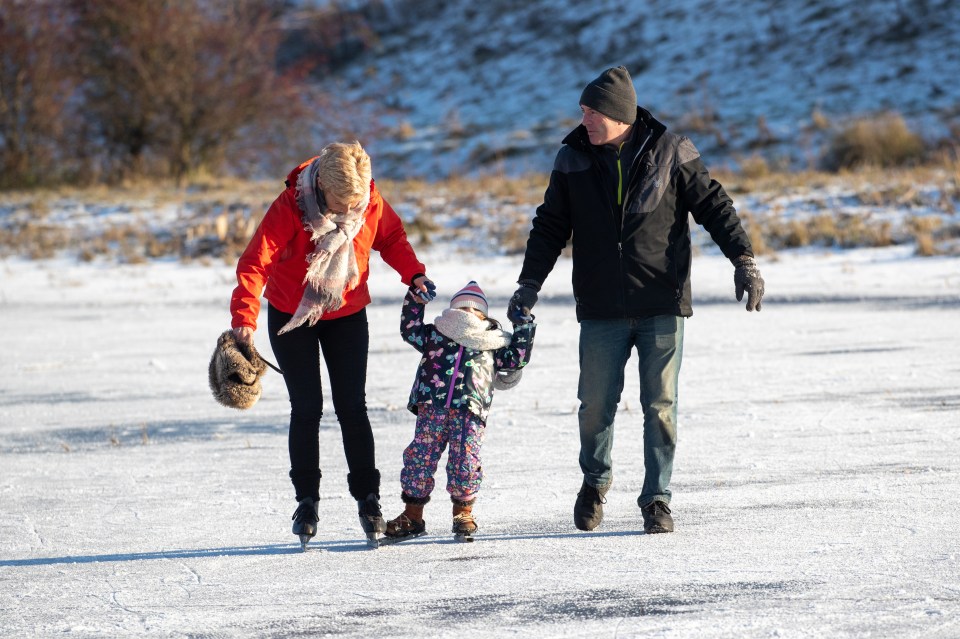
top-left (208, 330), bottom-right (268, 410)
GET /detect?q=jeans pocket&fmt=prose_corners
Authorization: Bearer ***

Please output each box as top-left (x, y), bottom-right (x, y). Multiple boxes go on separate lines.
top-left (654, 316), bottom-right (682, 349)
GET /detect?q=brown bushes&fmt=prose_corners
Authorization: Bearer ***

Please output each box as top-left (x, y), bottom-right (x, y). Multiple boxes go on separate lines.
top-left (822, 113), bottom-right (926, 171)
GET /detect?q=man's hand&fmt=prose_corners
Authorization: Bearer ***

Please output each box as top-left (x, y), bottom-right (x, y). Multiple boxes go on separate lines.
top-left (411, 274), bottom-right (437, 303)
top-left (733, 255), bottom-right (765, 312)
top-left (507, 281), bottom-right (539, 324)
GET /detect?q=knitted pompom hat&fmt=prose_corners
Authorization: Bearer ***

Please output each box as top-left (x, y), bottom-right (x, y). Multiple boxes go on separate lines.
top-left (449, 280), bottom-right (488, 316)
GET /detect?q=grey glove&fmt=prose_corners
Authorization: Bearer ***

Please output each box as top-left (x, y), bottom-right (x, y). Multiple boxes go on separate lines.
top-left (733, 255), bottom-right (764, 312)
top-left (507, 281), bottom-right (539, 324)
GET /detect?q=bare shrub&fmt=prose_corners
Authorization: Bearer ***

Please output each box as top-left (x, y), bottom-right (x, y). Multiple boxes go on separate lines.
top-left (915, 232), bottom-right (938, 256)
top-left (737, 211), bottom-right (769, 256)
top-left (822, 113), bottom-right (926, 171)
top-left (810, 107), bottom-right (830, 131)
top-left (71, 0), bottom-right (309, 184)
top-left (0, 2), bottom-right (77, 187)
top-left (738, 155), bottom-right (771, 180)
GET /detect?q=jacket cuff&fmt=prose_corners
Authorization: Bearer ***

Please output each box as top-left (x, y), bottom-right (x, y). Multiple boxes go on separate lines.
top-left (517, 278), bottom-right (541, 292)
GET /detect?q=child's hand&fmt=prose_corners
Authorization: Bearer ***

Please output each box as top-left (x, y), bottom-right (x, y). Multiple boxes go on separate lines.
top-left (511, 313), bottom-right (535, 326)
top-left (411, 276), bottom-right (436, 303)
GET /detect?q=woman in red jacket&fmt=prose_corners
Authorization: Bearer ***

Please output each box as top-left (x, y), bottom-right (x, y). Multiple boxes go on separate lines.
top-left (230, 141), bottom-right (435, 548)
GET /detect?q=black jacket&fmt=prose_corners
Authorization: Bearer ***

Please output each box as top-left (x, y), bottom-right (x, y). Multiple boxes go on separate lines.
top-left (519, 107), bottom-right (753, 320)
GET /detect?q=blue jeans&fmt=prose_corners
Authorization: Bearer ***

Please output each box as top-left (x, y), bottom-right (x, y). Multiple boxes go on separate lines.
top-left (577, 315), bottom-right (684, 506)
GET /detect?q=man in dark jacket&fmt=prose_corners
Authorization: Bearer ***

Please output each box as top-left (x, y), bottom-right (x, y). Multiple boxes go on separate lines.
top-left (507, 66), bottom-right (764, 535)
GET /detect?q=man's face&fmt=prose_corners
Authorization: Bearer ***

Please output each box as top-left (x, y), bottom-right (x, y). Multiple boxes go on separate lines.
top-left (580, 105), bottom-right (631, 146)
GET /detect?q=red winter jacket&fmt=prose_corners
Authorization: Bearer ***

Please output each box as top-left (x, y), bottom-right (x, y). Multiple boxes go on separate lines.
top-left (230, 158), bottom-right (426, 330)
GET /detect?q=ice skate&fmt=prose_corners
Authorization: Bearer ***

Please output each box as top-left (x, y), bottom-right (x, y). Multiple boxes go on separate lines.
top-left (452, 500), bottom-right (477, 543)
top-left (381, 503), bottom-right (427, 546)
top-left (291, 498), bottom-right (319, 551)
top-left (357, 493), bottom-right (387, 548)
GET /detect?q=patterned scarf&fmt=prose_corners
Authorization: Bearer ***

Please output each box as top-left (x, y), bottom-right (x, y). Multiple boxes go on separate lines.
top-left (277, 157), bottom-right (370, 335)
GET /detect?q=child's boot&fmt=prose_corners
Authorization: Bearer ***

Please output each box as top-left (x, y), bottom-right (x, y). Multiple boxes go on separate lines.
top-left (452, 498), bottom-right (478, 542)
top-left (382, 495), bottom-right (428, 545)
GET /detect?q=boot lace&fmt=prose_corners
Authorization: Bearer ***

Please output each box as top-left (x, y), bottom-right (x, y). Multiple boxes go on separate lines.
top-left (453, 512), bottom-right (476, 525)
top-left (358, 495), bottom-right (383, 519)
top-left (577, 484), bottom-right (607, 506)
top-left (645, 501), bottom-right (671, 516)
top-left (293, 502), bottom-right (318, 524)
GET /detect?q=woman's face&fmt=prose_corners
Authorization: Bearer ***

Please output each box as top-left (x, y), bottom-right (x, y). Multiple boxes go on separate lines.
top-left (325, 192), bottom-right (362, 215)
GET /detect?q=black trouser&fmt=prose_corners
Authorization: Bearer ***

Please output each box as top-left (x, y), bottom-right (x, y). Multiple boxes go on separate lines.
top-left (268, 305), bottom-right (380, 502)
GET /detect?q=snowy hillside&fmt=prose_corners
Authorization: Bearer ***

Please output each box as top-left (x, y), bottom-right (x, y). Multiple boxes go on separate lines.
top-left (318, 0), bottom-right (960, 178)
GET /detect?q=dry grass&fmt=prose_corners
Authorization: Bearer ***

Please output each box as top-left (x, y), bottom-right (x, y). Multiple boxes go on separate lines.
top-left (822, 112), bottom-right (926, 171)
top-left (2, 164), bottom-right (958, 261)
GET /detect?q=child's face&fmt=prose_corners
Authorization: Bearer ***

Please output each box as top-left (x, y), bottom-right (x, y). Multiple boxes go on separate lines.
top-left (457, 306), bottom-right (487, 320)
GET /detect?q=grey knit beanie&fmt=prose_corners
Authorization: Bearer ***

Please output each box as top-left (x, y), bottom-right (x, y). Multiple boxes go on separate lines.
top-left (579, 66), bottom-right (637, 125)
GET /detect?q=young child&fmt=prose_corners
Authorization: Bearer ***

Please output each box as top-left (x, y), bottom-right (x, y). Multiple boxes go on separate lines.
top-left (383, 280), bottom-right (535, 543)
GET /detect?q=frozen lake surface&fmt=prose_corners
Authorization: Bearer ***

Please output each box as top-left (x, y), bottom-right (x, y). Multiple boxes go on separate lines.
top-left (2, 247), bottom-right (959, 637)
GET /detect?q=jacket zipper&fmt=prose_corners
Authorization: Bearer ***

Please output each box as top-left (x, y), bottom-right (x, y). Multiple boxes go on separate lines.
top-left (621, 128), bottom-right (654, 222)
top-left (618, 128), bottom-right (655, 314)
top-left (445, 345), bottom-right (464, 409)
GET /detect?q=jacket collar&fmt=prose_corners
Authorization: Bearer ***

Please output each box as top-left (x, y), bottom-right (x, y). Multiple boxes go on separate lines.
top-left (562, 106), bottom-right (667, 153)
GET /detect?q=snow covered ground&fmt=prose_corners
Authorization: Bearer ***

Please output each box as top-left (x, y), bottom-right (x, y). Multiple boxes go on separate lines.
top-left (2, 246), bottom-right (959, 637)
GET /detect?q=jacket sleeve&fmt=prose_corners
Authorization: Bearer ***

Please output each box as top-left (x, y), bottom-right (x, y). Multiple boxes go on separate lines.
top-left (373, 194), bottom-right (426, 285)
top-left (676, 138), bottom-right (753, 261)
top-left (229, 190), bottom-right (299, 330)
top-left (494, 323), bottom-right (536, 371)
top-left (400, 289), bottom-right (430, 353)
top-left (518, 168), bottom-right (572, 287)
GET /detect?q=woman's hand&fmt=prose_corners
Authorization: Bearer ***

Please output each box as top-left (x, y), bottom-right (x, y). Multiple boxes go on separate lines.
top-left (233, 326), bottom-right (254, 345)
top-left (411, 275), bottom-right (437, 303)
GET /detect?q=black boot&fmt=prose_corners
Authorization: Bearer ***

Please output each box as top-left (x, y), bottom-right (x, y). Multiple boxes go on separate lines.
top-left (292, 498), bottom-right (319, 551)
top-left (573, 479), bottom-right (610, 531)
top-left (357, 493), bottom-right (386, 548)
top-left (640, 500), bottom-right (674, 534)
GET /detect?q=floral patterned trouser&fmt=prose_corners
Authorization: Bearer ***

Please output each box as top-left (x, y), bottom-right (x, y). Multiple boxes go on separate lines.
top-left (400, 404), bottom-right (486, 502)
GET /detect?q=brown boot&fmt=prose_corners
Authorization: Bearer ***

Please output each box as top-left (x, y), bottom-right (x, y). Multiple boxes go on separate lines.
top-left (383, 501), bottom-right (426, 544)
top-left (452, 499), bottom-right (478, 541)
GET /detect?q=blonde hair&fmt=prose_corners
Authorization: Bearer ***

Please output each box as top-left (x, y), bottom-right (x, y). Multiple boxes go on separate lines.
top-left (316, 141), bottom-right (371, 202)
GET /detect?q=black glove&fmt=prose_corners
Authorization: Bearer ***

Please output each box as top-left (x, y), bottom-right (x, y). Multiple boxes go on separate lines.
top-left (507, 281), bottom-right (539, 324)
top-left (733, 255), bottom-right (765, 312)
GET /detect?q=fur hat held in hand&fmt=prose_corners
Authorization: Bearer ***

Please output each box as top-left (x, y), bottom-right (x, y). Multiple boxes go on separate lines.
top-left (209, 330), bottom-right (268, 410)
